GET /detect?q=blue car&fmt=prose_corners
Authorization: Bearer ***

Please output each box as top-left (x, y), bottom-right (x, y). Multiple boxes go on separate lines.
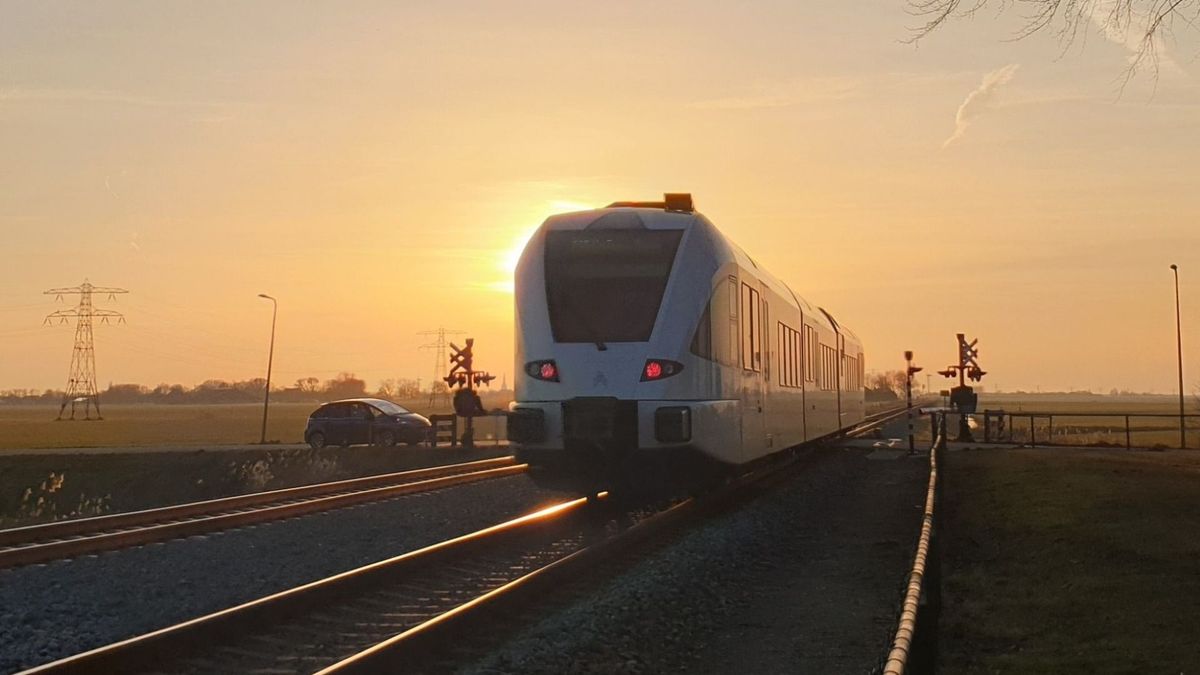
top-left (304, 398), bottom-right (432, 449)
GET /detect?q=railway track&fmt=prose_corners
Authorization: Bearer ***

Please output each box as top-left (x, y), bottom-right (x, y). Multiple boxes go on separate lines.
top-left (22, 408), bottom-right (909, 675)
top-left (0, 456), bottom-right (524, 569)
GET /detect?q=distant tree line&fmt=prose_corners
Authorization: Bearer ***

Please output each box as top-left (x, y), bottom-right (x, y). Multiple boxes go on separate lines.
top-left (0, 372), bottom-right (443, 405)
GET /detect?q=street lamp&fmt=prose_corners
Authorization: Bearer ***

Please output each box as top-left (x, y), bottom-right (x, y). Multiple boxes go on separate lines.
top-left (258, 293), bottom-right (277, 445)
top-left (1170, 265), bottom-right (1185, 449)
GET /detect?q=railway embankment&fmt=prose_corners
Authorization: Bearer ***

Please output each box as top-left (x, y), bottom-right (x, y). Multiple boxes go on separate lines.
top-left (0, 473), bottom-right (568, 673)
top-left (939, 445), bottom-right (1200, 673)
top-left (0, 444), bottom-right (506, 528)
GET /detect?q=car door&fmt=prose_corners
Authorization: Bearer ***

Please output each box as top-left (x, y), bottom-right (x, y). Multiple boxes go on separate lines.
top-left (347, 403), bottom-right (374, 446)
top-left (323, 403), bottom-right (351, 445)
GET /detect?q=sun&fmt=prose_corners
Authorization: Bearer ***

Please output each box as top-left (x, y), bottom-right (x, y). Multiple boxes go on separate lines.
top-left (492, 200), bottom-right (595, 293)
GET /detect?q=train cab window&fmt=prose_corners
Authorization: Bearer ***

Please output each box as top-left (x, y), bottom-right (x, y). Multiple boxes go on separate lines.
top-left (690, 278), bottom-right (738, 367)
top-left (544, 229), bottom-right (683, 344)
top-left (690, 302), bottom-right (712, 360)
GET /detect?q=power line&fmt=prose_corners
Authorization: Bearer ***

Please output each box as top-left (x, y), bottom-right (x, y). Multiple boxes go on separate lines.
top-left (418, 327), bottom-right (464, 407)
top-left (43, 280), bottom-right (127, 420)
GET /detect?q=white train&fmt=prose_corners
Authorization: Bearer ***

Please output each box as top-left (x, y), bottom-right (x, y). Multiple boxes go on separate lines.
top-left (507, 194), bottom-right (865, 493)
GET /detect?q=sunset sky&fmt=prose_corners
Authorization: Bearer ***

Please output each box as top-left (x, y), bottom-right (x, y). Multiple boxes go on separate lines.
top-left (1, 2), bottom-right (1197, 395)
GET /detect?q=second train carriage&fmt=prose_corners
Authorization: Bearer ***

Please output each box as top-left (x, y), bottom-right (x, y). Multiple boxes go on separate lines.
top-left (507, 194), bottom-right (865, 492)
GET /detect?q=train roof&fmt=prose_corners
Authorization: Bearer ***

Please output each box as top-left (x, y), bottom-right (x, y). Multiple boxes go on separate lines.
top-left (540, 196), bottom-right (851, 339)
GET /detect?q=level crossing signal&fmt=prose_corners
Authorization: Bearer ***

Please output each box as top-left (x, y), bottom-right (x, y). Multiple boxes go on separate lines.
top-left (444, 339), bottom-right (497, 389)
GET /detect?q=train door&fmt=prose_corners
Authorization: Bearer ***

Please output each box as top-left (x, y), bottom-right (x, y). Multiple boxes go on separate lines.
top-left (739, 279), bottom-right (766, 459)
top-left (798, 309), bottom-right (807, 442)
top-left (835, 332), bottom-right (844, 428)
top-left (761, 294), bottom-right (772, 449)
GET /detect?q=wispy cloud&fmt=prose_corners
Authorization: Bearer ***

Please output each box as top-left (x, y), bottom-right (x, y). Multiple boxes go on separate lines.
top-left (943, 64), bottom-right (1020, 148)
top-left (0, 87), bottom-right (232, 110)
top-left (1088, 0), bottom-right (1183, 77)
top-left (688, 77), bottom-right (859, 110)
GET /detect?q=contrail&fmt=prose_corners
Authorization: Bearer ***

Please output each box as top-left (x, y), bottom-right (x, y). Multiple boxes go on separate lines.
top-left (943, 64), bottom-right (1019, 148)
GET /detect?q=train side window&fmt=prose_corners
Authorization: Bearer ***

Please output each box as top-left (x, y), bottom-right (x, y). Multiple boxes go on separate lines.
top-left (728, 276), bottom-right (738, 366)
top-left (802, 326), bottom-right (816, 383)
top-left (740, 283), bottom-right (760, 372)
top-left (777, 323), bottom-right (784, 385)
top-left (792, 329), bottom-right (799, 386)
top-left (762, 299), bottom-right (769, 379)
top-left (776, 322), bottom-right (803, 388)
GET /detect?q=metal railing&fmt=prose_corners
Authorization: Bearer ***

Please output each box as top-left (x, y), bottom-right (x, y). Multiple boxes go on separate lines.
top-left (973, 410), bottom-right (1200, 450)
top-left (881, 412), bottom-right (943, 675)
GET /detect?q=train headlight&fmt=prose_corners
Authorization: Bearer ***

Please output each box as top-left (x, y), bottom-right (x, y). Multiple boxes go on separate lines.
top-left (525, 360), bottom-right (560, 382)
top-left (507, 408), bottom-right (546, 443)
top-left (640, 359), bottom-right (683, 382)
top-left (654, 406), bottom-right (691, 443)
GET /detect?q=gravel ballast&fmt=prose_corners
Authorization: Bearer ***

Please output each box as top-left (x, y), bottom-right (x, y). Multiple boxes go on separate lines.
top-left (465, 445), bottom-right (927, 674)
top-left (0, 474), bottom-right (568, 673)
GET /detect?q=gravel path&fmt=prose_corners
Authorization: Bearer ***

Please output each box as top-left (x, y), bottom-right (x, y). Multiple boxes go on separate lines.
top-left (0, 475), bottom-right (569, 673)
top-left (465, 446), bottom-right (927, 674)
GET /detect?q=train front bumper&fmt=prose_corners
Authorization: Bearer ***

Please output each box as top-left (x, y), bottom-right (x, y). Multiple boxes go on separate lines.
top-left (508, 398), bottom-right (742, 466)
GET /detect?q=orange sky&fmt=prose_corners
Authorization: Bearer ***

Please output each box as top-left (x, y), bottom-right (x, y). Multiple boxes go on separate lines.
top-left (1, 2), bottom-right (1198, 395)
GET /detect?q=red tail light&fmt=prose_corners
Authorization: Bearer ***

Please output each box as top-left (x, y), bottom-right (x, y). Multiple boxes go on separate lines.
top-left (525, 360), bottom-right (560, 382)
top-left (641, 359), bottom-right (683, 382)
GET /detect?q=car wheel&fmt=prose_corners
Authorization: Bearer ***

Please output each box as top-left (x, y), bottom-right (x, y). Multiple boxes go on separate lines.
top-left (378, 430), bottom-right (397, 448)
top-left (308, 432), bottom-right (326, 450)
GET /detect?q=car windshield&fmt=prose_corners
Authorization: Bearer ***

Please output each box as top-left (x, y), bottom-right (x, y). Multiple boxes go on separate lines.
top-left (370, 400), bottom-right (410, 415)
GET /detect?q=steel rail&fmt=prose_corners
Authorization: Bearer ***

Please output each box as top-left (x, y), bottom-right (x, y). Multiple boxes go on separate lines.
top-left (882, 421), bottom-right (941, 675)
top-left (844, 405), bottom-right (909, 436)
top-left (0, 456), bottom-right (522, 569)
top-left (19, 496), bottom-right (592, 675)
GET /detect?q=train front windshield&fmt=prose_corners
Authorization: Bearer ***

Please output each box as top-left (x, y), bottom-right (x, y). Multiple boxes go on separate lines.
top-left (544, 229), bottom-right (683, 344)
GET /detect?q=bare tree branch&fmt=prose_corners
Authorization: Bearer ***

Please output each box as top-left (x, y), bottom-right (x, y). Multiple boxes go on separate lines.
top-left (906, 0), bottom-right (1198, 83)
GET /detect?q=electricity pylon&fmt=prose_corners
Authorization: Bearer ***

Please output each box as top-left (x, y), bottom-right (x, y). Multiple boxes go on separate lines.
top-left (44, 280), bottom-right (127, 420)
top-left (418, 327), bottom-right (464, 407)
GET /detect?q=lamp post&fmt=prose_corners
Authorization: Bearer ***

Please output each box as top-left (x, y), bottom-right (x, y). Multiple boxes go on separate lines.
top-left (258, 293), bottom-right (277, 445)
top-left (1170, 265), bottom-right (1185, 449)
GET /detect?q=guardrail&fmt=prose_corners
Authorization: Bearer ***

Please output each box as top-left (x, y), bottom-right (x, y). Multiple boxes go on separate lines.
top-left (972, 410), bottom-right (1200, 450)
top-left (881, 412), bottom-right (944, 675)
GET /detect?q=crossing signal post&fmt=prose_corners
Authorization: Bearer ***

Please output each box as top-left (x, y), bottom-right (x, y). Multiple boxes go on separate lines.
top-left (938, 333), bottom-right (987, 442)
top-left (444, 338), bottom-right (496, 448)
top-left (905, 351), bottom-right (923, 454)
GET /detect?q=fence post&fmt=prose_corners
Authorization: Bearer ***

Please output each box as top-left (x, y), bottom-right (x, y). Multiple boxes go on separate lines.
top-left (1125, 415), bottom-right (1131, 450)
top-left (1030, 415), bottom-right (1036, 447)
top-left (1048, 416), bottom-right (1054, 444)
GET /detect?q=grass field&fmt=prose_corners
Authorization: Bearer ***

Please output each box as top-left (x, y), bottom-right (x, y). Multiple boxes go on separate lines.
top-left (0, 394), bottom-right (514, 450)
top-left (0, 393), bottom-right (1192, 451)
top-left (939, 446), bottom-right (1200, 673)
